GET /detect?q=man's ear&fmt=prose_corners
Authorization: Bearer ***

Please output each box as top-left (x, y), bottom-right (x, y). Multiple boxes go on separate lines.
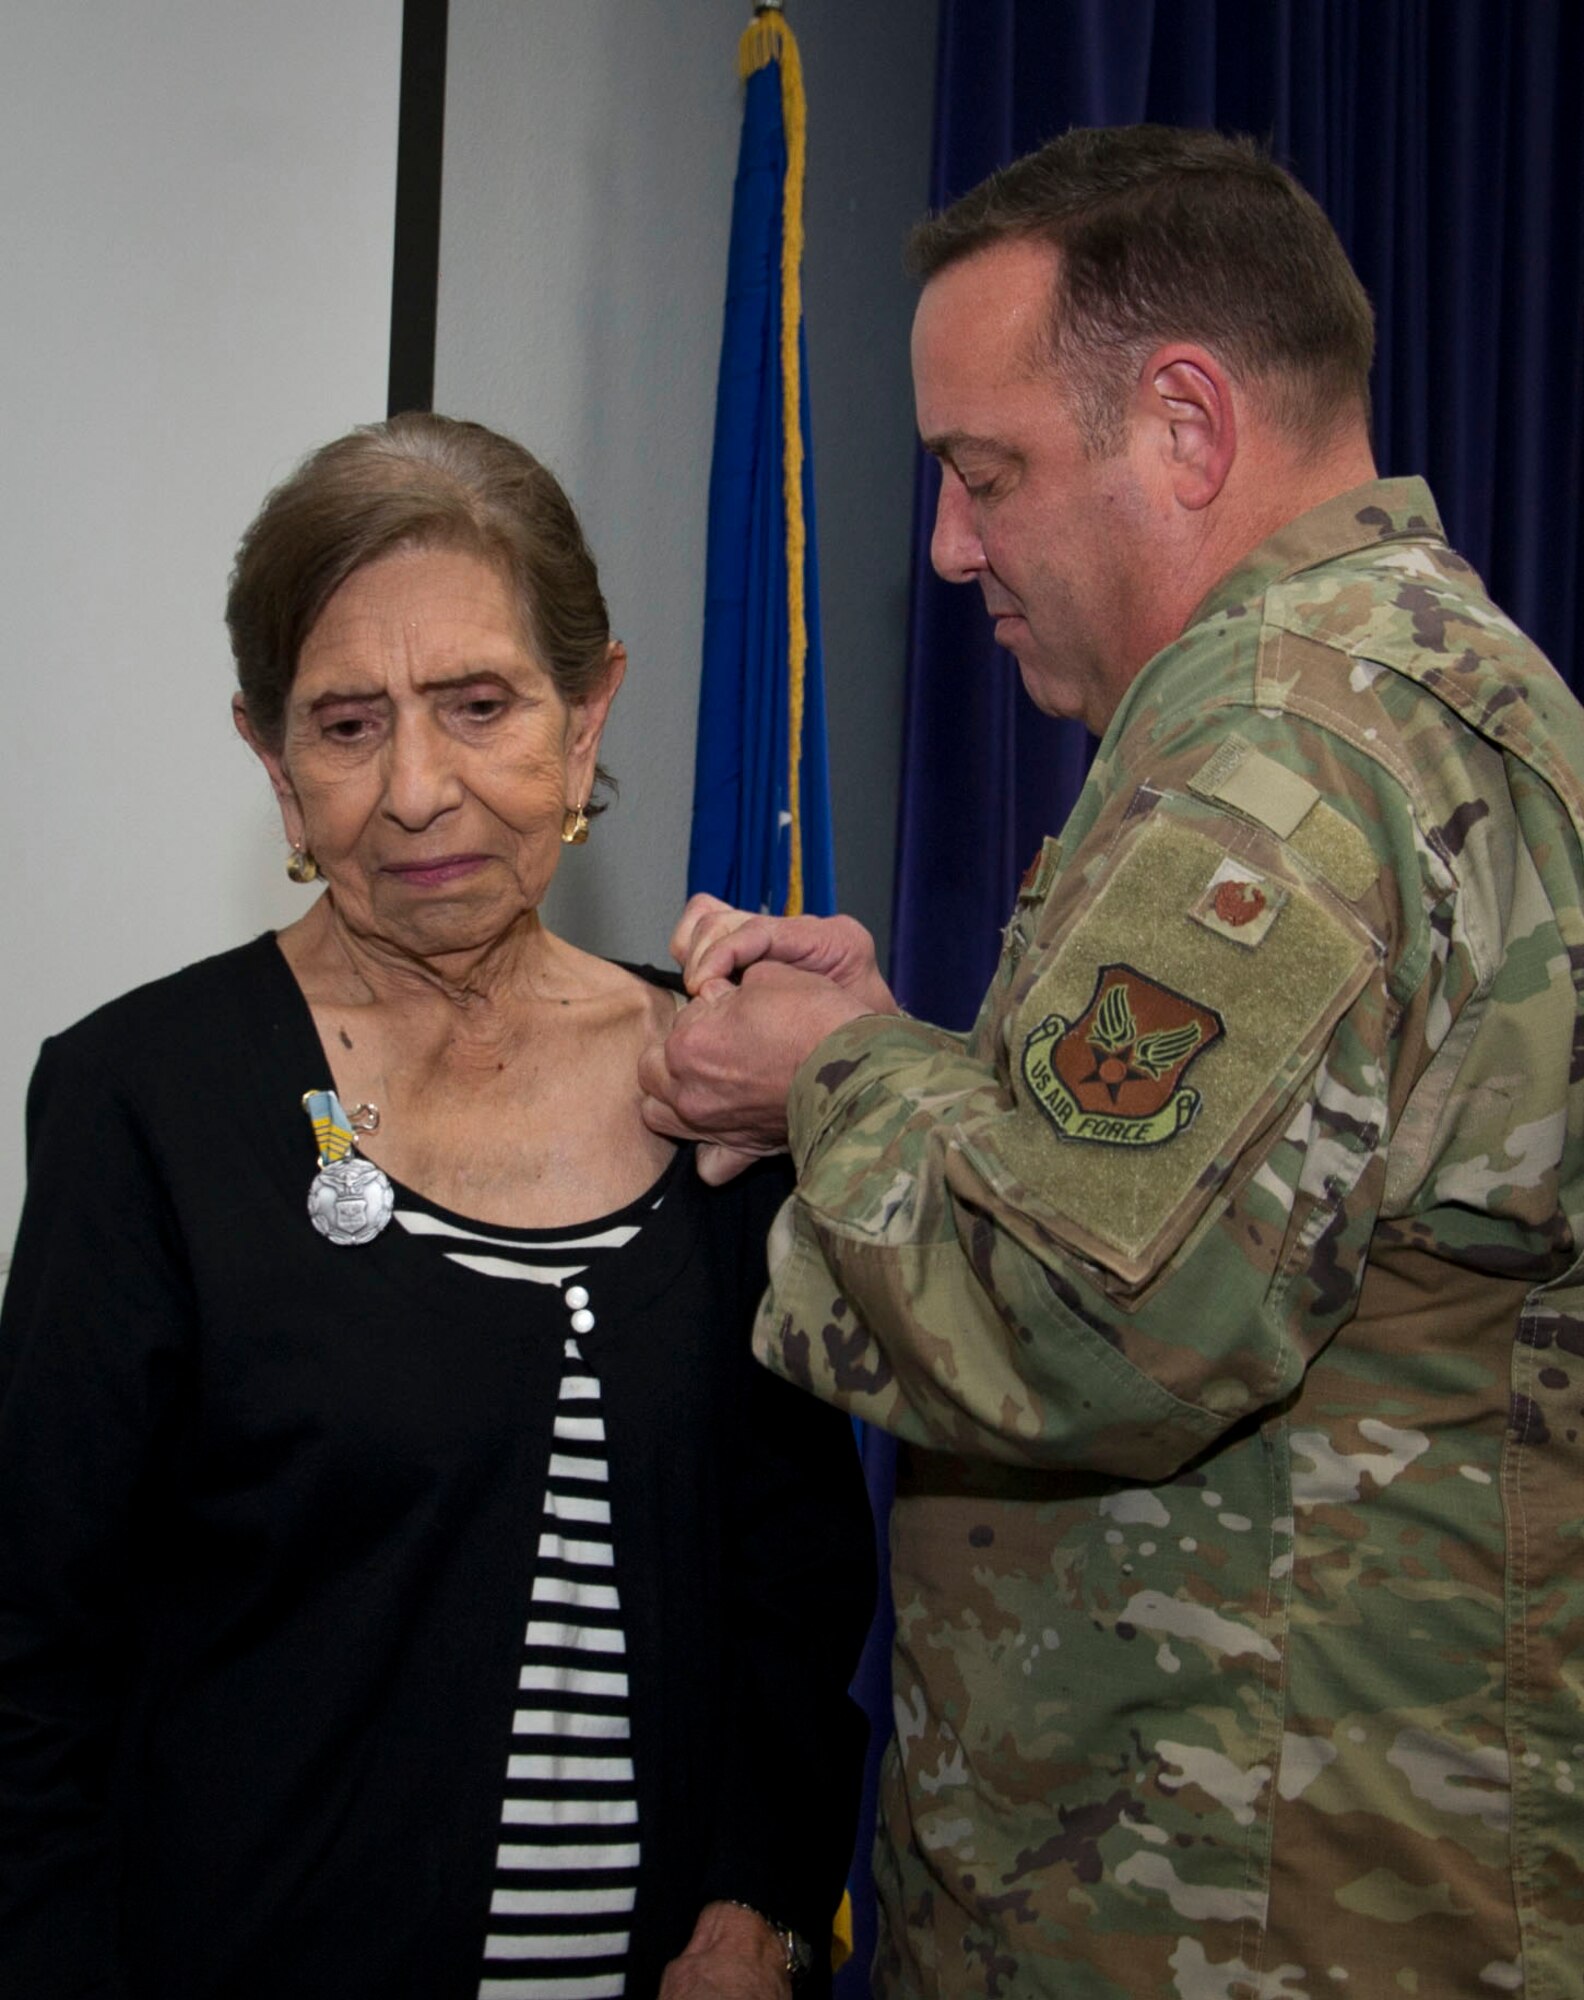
top-left (1136, 345), bottom-right (1237, 511)
top-left (233, 695), bottom-right (305, 847)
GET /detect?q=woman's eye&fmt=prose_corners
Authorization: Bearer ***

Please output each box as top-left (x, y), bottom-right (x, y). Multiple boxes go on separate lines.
top-left (457, 694), bottom-right (508, 723)
top-left (323, 716), bottom-right (374, 742)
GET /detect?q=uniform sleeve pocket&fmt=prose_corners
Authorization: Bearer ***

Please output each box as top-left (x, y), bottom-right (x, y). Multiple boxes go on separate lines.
top-left (947, 796), bottom-right (1383, 1289)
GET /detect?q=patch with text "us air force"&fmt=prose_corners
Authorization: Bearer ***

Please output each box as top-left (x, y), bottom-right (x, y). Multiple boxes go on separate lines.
top-left (1022, 964), bottom-right (1223, 1147)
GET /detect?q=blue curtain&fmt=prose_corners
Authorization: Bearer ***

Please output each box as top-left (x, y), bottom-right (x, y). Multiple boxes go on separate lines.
top-left (845, 5), bottom-right (1584, 1993)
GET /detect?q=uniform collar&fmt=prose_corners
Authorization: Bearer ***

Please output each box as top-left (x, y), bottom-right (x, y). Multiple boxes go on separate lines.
top-left (1183, 475), bottom-right (1446, 636)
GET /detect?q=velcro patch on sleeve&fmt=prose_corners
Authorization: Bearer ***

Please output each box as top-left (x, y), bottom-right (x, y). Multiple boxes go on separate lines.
top-left (1189, 733), bottom-right (1320, 839)
top-left (955, 807), bottom-right (1378, 1288)
top-left (1287, 799), bottom-right (1380, 902)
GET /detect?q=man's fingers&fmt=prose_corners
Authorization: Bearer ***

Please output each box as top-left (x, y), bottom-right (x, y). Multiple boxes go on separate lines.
top-left (637, 1038), bottom-right (700, 1140)
top-left (668, 891), bottom-right (731, 964)
top-left (640, 1094), bottom-right (695, 1142)
top-left (669, 892), bottom-right (745, 971)
top-left (669, 902), bottom-right (892, 1007)
top-left (635, 1036), bottom-right (672, 1105)
top-left (638, 989), bottom-right (737, 1140)
top-left (686, 913), bottom-right (843, 990)
top-left (695, 1140), bottom-right (769, 1186)
top-left (682, 917), bottom-right (779, 993)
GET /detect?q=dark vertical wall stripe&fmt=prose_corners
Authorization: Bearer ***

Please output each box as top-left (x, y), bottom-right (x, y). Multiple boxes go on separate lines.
top-left (387, 0), bottom-right (448, 416)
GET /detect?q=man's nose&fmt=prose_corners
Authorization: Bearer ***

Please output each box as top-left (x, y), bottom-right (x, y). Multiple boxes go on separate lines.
top-left (929, 471), bottom-right (985, 584)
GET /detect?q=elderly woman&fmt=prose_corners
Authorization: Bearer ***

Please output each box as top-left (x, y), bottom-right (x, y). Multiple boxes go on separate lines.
top-left (0, 415), bottom-right (872, 1999)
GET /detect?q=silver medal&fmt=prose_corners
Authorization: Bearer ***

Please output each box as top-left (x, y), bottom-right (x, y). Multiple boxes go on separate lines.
top-left (308, 1155), bottom-right (395, 1246)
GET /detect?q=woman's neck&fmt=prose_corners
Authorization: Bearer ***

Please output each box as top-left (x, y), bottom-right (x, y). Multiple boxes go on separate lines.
top-left (274, 891), bottom-right (679, 1228)
top-left (284, 894), bottom-right (578, 1025)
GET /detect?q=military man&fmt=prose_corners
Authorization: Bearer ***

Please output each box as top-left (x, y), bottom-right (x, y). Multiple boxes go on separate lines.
top-left (641, 126), bottom-right (1584, 1996)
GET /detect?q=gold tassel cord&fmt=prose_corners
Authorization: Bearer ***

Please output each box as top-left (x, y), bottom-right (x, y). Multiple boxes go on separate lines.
top-left (738, 10), bottom-right (810, 917)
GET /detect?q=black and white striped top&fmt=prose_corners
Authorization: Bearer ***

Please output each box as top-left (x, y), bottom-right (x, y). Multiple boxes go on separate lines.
top-left (392, 1180), bottom-right (668, 2000)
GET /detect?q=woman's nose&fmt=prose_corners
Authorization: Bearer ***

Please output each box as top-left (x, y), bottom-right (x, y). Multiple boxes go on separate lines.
top-left (381, 711), bottom-right (464, 828)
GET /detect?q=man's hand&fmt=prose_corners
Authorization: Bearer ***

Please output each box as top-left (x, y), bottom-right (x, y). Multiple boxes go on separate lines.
top-left (671, 893), bottom-right (898, 1016)
top-left (657, 1901), bottom-right (792, 1999)
top-left (640, 960), bottom-right (879, 1181)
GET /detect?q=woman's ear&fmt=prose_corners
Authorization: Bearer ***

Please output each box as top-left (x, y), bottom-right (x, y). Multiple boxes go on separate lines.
top-left (564, 641), bottom-right (628, 801)
top-left (233, 695), bottom-right (305, 847)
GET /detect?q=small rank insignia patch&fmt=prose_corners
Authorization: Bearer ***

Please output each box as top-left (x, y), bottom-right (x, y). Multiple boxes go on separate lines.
top-left (1016, 836), bottom-right (1061, 907)
top-left (1022, 963), bottom-right (1224, 1147)
top-left (1190, 857), bottom-right (1288, 948)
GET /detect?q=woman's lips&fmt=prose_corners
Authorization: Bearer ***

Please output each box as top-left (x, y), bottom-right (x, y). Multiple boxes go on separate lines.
top-left (381, 855), bottom-right (491, 888)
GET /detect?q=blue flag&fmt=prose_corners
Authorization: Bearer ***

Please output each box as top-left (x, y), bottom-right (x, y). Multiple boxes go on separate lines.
top-left (688, 11), bottom-right (835, 919)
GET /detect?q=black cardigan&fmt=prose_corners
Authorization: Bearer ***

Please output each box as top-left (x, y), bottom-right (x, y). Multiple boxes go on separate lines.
top-left (0, 936), bottom-right (873, 1999)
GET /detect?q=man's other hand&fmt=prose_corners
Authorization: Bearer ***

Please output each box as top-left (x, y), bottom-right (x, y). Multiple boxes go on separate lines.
top-left (640, 959), bottom-right (883, 1170)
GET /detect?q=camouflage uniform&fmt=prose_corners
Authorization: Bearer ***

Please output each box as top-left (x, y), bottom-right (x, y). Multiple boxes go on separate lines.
top-left (755, 481), bottom-right (1584, 1997)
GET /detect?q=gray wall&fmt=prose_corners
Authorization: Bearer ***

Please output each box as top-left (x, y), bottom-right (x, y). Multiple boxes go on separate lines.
top-left (1, 1), bottom-right (936, 1264)
top-left (434, 0), bottom-right (936, 968)
top-left (1, 1), bottom-right (403, 1263)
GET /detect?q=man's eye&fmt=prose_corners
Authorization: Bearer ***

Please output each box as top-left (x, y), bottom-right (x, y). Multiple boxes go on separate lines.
top-left (323, 716), bottom-right (373, 741)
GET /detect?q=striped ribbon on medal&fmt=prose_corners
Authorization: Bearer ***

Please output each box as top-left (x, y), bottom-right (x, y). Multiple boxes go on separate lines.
top-left (302, 1088), bottom-right (356, 1166)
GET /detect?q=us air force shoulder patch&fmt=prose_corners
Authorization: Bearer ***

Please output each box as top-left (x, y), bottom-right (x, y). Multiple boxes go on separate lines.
top-left (958, 803), bottom-right (1378, 1287)
top-left (1021, 964), bottom-right (1224, 1147)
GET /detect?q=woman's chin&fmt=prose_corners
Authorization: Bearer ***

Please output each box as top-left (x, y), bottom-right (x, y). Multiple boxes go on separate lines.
top-left (342, 886), bottom-right (547, 966)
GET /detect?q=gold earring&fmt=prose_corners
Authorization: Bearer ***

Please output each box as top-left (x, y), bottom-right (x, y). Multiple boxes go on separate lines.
top-left (286, 844), bottom-right (320, 884)
top-left (561, 803), bottom-right (590, 846)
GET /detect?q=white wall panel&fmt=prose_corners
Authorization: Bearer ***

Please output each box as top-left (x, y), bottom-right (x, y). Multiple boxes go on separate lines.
top-left (0, 2), bottom-right (404, 1254)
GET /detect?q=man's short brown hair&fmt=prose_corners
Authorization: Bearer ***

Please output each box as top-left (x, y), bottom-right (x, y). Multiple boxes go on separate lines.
top-left (907, 125), bottom-right (1375, 455)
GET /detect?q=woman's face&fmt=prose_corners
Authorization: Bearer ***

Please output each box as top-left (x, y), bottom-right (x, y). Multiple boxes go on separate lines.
top-left (242, 543), bottom-right (622, 963)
